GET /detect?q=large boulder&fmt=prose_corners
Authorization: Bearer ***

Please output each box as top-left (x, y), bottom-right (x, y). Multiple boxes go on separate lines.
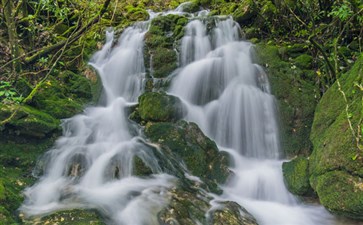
top-left (309, 53), bottom-right (363, 219)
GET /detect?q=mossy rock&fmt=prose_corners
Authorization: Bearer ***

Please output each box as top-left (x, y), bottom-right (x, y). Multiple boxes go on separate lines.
top-left (152, 47), bottom-right (178, 78)
top-left (144, 120), bottom-right (230, 186)
top-left (282, 157), bottom-right (313, 196)
top-left (158, 188), bottom-right (257, 225)
top-left (138, 92), bottom-right (185, 122)
top-left (144, 14), bottom-right (188, 81)
top-left (311, 171), bottom-right (363, 219)
top-left (211, 201), bottom-right (258, 225)
top-left (309, 53), bottom-right (363, 178)
top-left (22, 209), bottom-right (104, 225)
top-left (293, 54), bottom-right (313, 70)
top-left (309, 54), bottom-right (363, 219)
top-left (232, 1), bottom-right (257, 25)
top-left (133, 156), bottom-right (153, 176)
top-left (0, 104), bottom-right (60, 139)
top-left (256, 43), bottom-right (319, 156)
top-left (31, 71), bottom-right (94, 119)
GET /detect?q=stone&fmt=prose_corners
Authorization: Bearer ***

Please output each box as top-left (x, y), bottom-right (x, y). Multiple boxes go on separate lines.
top-left (282, 157), bottom-right (312, 196)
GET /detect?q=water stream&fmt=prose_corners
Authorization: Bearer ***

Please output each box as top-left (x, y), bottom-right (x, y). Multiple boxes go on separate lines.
top-left (21, 5), bottom-right (343, 225)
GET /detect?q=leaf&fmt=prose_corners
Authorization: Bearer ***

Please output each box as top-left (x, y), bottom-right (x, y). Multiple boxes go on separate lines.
top-left (352, 154), bottom-right (358, 161)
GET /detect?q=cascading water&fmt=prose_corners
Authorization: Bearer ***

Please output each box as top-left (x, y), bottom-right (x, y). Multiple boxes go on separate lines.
top-left (20, 20), bottom-right (176, 225)
top-left (169, 17), bottom-right (334, 225)
top-left (20, 5), bottom-right (342, 225)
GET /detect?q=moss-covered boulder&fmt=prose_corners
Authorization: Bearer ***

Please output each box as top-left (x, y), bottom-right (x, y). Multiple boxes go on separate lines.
top-left (309, 54), bottom-right (363, 219)
top-left (0, 104), bottom-right (60, 138)
top-left (145, 120), bottom-right (230, 187)
top-left (256, 43), bottom-right (319, 156)
top-left (138, 92), bottom-right (185, 122)
top-left (282, 157), bottom-right (312, 196)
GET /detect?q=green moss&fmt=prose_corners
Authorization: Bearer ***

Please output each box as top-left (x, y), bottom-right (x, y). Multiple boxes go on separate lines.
top-left (133, 156), bottom-right (153, 176)
top-left (0, 179), bottom-right (5, 201)
top-left (256, 43), bottom-right (319, 156)
top-left (282, 157), bottom-right (312, 196)
top-left (211, 201), bottom-right (257, 225)
top-left (144, 14), bottom-right (188, 81)
top-left (0, 104), bottom-right (60, 138)
top-left (309, 54), bottom-right (363, 178)
top-left (23, 210), bottom-right (104, 224)
top-left (152, 47), bottom-right (177, 78)
top-left (125, 5), bottom-right (149, 21)
top-left (0, 137), bottom-right (56, 223)
top-left (308, 54), bottom-right (363, 219)
top-left (313, 171), bottom-right (363, 219)
top-left (293, 54), bottom-right (313, 70)
top-left (31, 71), bottom-right (94, 119)
top-left (138, 92), bottom-right (185, 122)
top-left (144, 120), bottom-right (230, 187)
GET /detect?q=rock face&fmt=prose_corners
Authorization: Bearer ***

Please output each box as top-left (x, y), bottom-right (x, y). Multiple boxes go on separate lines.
top-left (308, 54), bottom-right (363, 219)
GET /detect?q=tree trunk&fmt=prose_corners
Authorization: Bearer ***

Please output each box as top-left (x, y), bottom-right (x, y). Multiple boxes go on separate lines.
top-left (2, 0), bottom-right (20, 74)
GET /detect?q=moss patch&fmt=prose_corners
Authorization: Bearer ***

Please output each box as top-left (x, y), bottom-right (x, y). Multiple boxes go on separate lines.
top-left (144, 14), bottom-right (188, 82)
top-left (313, 171), bottom-right (363, 219)
top-left (0, 104), bottom-right (60, 139)
top-left (256, 42), bottom-right (319, 156)
top-left (145, 120), bottom-right (230, 186)
top-left (282, 157), bottom-right (312, 196)
top-left (138, 92), bottom-right (185, 122)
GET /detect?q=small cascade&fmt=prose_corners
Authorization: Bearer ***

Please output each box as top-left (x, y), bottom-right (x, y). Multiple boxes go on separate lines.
top-left (20, 20), bottom-right (175, 225)
top-left (169, 17), bottom-right (334, 225)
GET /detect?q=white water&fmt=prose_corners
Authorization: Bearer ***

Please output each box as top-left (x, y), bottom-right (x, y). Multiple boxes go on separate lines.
top-left (20, 20), bottom-right (176, 225)
top-left (169, 17), bottom-right (335, 225)
top-left (20, 6), bottom-right (339, 225)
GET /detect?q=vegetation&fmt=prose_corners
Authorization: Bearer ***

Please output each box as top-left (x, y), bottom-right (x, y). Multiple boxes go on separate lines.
top-left (0, 0), bottom-right (362, 223)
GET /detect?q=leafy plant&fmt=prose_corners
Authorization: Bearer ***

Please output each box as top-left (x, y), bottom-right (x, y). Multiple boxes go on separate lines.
top-left (0, 81), bottom-right (24, 104)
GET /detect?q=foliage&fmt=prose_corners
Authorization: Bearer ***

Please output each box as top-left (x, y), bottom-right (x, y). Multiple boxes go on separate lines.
top-left (0, 81), bottom-right (24, 104)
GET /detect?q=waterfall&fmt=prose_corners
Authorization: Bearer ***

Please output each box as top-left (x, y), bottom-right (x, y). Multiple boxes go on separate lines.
top-left (20, 7), bottom-right (337, 225)
top-left (20, 20), bottom-right (175, 225)
top-left (169, 17), bottom-right (334, 225)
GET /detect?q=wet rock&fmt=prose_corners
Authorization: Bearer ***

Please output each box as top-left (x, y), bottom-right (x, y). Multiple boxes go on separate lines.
top-left (158, 188), bottom-right (258, 225)
top-left (282, 157), bottom-right (313, 196)
top-left (138, 92), bottom-right (185, 122)
top-left (144, 120), bottom-right (230, 191)
top-left (211, 201), bottom-right (258, 225)
top-left (144, 14), bottom-right (188, 81)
